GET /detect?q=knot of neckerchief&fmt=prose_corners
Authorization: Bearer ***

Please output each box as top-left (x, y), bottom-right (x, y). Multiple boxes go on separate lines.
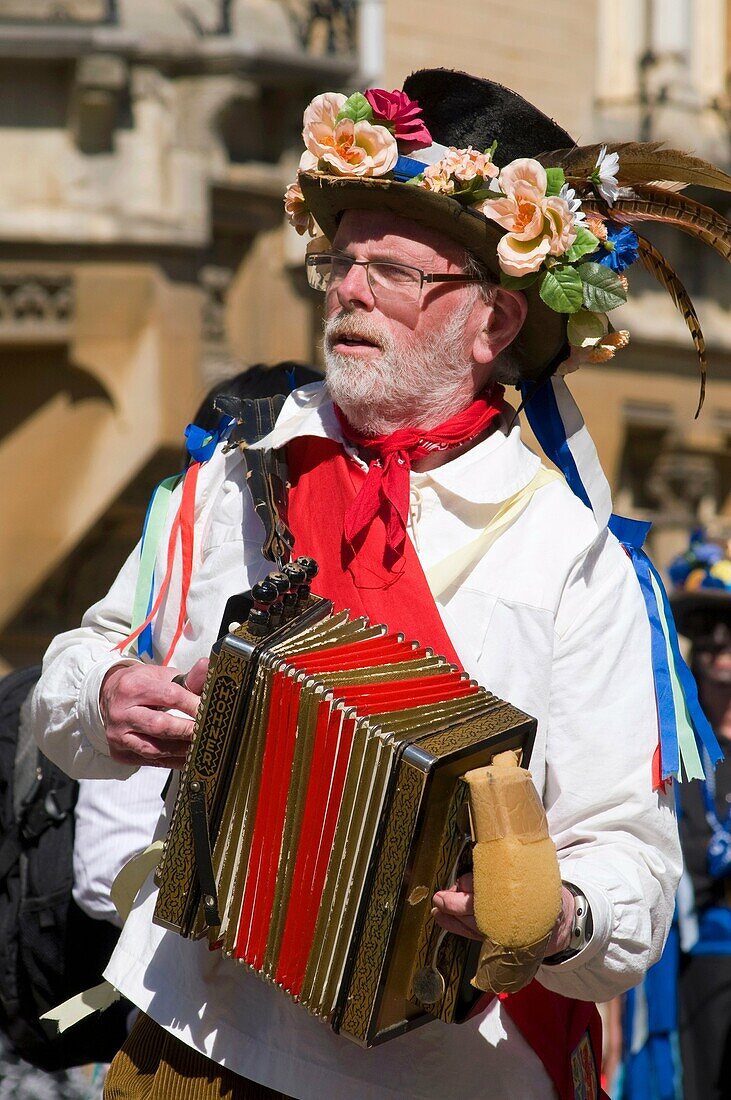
top-left (334, 383), bottom-right (505, 572)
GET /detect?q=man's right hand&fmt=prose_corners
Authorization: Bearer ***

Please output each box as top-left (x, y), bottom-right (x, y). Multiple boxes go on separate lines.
top-left (100, 660), bottom-right (208, 769)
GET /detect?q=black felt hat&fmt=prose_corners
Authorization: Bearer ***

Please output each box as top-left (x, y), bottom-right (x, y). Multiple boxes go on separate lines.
top-left (299, 69), bottom-right (576, 378)
top-left (670, 589), bottom-right (731, 641)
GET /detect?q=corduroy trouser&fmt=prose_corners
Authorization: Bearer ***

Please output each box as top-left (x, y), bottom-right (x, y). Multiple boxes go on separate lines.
top-left (103, 1012), bottom-right (290, 1100)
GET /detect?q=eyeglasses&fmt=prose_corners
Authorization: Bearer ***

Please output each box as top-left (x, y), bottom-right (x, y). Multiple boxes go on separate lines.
top-left (305, 251), bottom-right (481, 303)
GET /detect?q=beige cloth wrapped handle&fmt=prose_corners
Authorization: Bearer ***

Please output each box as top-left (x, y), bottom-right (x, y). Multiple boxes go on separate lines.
top-left (464, 750), bottom-right (562, 994)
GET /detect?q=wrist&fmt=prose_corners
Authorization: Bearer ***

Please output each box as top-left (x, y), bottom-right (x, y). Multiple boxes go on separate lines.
top-left (544, 884), bottom-right (593, 965)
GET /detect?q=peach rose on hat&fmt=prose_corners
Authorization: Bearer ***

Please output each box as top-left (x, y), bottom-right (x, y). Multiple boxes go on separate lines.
top-left (479, 158), bottom-right (577, 277)
top-left (302, 91), bottom-right (398, 178)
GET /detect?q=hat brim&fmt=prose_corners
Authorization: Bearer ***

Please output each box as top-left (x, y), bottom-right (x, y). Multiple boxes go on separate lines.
top-left (670, 588), bottom-right (731, 638)
top-left (299, 170), bottom-right (567, 379)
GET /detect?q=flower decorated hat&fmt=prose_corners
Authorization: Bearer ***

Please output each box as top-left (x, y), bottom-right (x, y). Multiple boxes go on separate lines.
top-left (288, 68), bottom-right (731, 403)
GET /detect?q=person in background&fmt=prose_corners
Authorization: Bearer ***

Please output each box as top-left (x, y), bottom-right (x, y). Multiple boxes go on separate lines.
top-left (670, 533), bottom-right (731, 1100)
top-left (617, 532), bottom-right (731, 1100)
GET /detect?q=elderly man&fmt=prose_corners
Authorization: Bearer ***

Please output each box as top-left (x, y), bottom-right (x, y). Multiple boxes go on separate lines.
top-left (30, 68), bottom-right (726, 1099)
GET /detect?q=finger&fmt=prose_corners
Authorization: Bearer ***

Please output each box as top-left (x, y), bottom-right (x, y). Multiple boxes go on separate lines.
top-left (126, 708), bottom-right (195, 741)
top-left (115, 675), bottom-right (201, 718)
top-left (111, 750), bottom-right (186, 771)
top-left (113, 732), bottom-right (192, 763)
top-left (154, 682), bottom-right (201, 718)
top-left (431, 909), bottom-right (483, 941)
top-left (433, 889), bottom-right (474, 919)
top-left (184, 658), bottom-right (210, 696)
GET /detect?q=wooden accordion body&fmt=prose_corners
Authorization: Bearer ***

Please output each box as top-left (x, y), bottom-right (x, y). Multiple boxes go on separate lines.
top-left (153, 594), bottom-right (536, 1047)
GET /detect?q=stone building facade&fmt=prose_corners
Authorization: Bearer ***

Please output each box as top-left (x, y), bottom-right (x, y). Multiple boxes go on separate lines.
top-left (1, 0), bottom-right (730, 666)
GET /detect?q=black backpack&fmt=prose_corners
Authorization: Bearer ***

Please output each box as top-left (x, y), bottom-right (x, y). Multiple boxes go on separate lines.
top-left (0, 666), bottom-right (129, 1070)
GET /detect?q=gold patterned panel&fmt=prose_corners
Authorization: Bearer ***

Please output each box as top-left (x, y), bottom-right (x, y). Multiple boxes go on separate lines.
top-left (153, 646), bottom-right (249, 932)
top-left (418, 703), bottom-right (530, 757)
top-left (409, 783), bottom-right (471, 1023)
top-left (339, 762), bottom-right (424, 1042)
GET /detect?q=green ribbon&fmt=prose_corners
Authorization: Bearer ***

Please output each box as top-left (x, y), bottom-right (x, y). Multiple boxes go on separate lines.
top-left (126, 475), bottom-right (180, 656)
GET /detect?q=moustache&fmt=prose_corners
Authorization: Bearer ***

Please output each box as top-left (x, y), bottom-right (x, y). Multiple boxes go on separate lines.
top-left (324, 313), bottom-right (390, 353)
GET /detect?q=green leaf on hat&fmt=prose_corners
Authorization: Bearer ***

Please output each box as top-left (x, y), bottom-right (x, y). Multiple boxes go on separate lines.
top-left (336, 92), bottom-right (374, 124)
top-left (539, 265), bottom-right (584, 313)
top-left (578, 262), bottom-right (628, 311)
top-left (499, 271), bottom-right (541, 290)
top-left (468, 186), bottom-right (499, 203)
top-left (544, 167), bottom-right (566, 196)
top-left (563, 226), bottom-right (600, 264)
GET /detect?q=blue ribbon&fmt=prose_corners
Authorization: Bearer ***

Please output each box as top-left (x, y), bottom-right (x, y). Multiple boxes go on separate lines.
top-left (393, 155), bottom-right (427, 181)
top-left (518, 380), bottom-right (591, 510)
top-left (609, 516), bottom-right (680, 779)
top-left (608, 514), bottom-right (722, 780)
top-left (649, 553), bottom-right (722, 770)
top-left (184, 422), bottom-right (219, 463)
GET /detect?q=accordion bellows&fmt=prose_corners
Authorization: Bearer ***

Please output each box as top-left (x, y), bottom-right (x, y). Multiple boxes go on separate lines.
top-left (153, 594), bottom-right (536, 1046)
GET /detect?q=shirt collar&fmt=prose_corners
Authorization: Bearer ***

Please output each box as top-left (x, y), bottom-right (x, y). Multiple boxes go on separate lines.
top-left (411, 414), bottom-right (541, 504)
top-left (248, 381), bottom-right (541, 504)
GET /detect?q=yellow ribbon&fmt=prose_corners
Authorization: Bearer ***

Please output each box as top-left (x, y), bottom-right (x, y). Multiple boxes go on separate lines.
top-left (425, 467), bottom-right (561, 600)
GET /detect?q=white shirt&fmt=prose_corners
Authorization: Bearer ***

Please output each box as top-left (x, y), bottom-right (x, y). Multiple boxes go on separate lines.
top-left (27, 382), bottom-right (681, 1100)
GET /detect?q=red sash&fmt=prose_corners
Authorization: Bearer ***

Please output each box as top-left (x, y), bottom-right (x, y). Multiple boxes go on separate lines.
top-left (286, 434), bottom-right (607, 1100)
top-left (287, 435), bottom-right (462, 668)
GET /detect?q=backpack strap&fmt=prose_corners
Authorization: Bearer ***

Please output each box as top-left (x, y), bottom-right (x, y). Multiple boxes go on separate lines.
top-left (0, 666), bottom-right (47, 884)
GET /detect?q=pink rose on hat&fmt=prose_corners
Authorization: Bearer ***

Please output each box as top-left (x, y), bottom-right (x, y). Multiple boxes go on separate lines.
top-left (364, 88), bottom-right (432, 149)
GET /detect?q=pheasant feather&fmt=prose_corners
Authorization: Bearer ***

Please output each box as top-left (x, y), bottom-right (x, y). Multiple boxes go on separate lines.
top-left (541, 141), bottom-right (731, 193)
top-left (636, 233), bottom-right (707, 416)
top-left (582, 186), bottom-right (731, 263)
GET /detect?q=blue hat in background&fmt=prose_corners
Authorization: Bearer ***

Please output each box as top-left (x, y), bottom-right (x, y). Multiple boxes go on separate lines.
top-left (669, 529), bottom-right (731, 638)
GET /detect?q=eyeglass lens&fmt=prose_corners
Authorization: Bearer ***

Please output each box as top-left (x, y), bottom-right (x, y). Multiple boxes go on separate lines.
top-left (306, 255), bottom-right (422, 300)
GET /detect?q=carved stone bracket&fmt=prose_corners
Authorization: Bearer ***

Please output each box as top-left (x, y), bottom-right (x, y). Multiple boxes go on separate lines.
top-left (276, 0), bottom-right (358, 56)
top-left (0, 273), bottom-right (74, 342)
top-left (199, 264), bottom-right (237, 384)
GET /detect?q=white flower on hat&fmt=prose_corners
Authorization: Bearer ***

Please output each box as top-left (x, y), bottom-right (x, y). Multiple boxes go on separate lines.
top-left (590, 146), bottom-right (620, 205)
top-left (559, 182), bottom-right (586, 225)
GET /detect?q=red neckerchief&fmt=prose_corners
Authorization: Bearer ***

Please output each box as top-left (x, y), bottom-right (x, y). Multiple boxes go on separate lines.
top-left (334, 383), bottom-right (505, 575)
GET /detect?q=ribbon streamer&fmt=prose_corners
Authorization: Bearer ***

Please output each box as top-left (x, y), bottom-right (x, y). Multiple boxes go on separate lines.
top-left (522, 375), bottom-right (720, 785)
top-left (114, 420), bottom-right (222, 664)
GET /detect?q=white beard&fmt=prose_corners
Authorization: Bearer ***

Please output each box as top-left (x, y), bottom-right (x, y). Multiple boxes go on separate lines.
top-left (323, 295), bottom-right (481, 436)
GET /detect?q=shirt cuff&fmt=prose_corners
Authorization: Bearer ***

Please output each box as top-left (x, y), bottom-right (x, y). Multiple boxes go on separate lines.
top-left (537, 876), bottom-right (613, 976)
top-left (78, 654), bottom-right (142, 757)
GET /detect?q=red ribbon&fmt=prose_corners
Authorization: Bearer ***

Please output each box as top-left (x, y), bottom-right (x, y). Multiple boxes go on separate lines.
top-left (114, 461), bottom-right (201, 666)
top-left (335, 384), bottom-right (505, 574)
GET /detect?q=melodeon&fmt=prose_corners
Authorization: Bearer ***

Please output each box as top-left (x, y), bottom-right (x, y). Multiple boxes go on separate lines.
top-left (153, 560), bottom-right (536, 1047)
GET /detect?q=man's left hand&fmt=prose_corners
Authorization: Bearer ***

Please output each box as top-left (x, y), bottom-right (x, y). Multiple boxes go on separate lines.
top-left (432, 874), bottom-right (576, 957)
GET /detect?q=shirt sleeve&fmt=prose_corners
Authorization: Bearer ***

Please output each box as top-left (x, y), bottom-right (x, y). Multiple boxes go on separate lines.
top-left (25, 539), bottom-right (146, 780)
top-left (72, 770), bottom-right (168, 924)
top-left (536, 534), bottom-right (683, 1003)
